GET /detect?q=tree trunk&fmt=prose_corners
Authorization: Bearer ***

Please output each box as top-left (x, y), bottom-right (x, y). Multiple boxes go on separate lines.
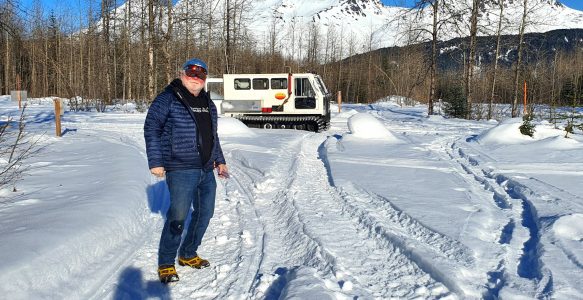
top-left (489, 0), bottom-right (504, 120)
top-left (101, 0), bottom-right (112, 103)
top-left (512, 0), bottom-right (528, 117)
top-left (163, 0), bottom-right (173, 83)
top-left (428, 0), bottom-right (439, 116)
top-left (148, 0), bottom-right (155, 100)
top-left (465, 0), bottom-right (480, 119)
top-left (225, 0), bottom-right (231, 74)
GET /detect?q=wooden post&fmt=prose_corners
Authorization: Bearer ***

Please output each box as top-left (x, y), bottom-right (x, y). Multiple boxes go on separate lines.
top-left (337, 91), bottom-right (342, 113)
top-left (16, 74), bottom-right (21, 109)
top-left (54, 98), bottom-right (62, 137)
top-left (523, 80), bottom-right (527, 115)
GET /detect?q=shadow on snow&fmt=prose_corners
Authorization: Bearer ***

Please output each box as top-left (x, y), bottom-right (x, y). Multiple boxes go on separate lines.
top-left (112, 267), bottom-right (171, 300)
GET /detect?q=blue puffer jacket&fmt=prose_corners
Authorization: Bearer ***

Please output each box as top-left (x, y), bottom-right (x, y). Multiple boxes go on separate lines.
top-left (144, 85), bottom-right (226, 172)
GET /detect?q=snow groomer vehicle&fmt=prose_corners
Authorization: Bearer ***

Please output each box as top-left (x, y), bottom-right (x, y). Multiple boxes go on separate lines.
top-left (206, 72), bottom-right (331, 132)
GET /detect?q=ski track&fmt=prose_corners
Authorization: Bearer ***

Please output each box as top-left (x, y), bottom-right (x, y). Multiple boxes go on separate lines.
top-left (449, 138), bottom-right (583, 298)
top-left (369, 110), bottom-right (516, 298)
top-left (378, 105), bottom-right (581, 298)
top-left (368, 107), bottom-right (560, 299)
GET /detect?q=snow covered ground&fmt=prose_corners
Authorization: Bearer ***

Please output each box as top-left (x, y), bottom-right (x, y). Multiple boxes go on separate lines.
top-left (0, 96), bottom-right (582, 299)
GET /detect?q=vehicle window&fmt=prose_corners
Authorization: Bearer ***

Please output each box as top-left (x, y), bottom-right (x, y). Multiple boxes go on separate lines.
top-left (295, 78), bottom-right (315, 98)
top-left (207, 82), bottom-right (224, 100)
top-left (295, 78), bottom-right (316, 109)
top-left (316, 76), bottom-right (329, 94)
top-left (271, 78), bottom-right (288, 90)
top-left (253, 78), bottom-right (269, 90)
top-left (234, 78), bottom-right (251, 90)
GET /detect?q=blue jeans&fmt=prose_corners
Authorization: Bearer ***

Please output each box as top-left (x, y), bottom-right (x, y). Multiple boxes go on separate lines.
top-left (158, 169), bottom-right (216, 266)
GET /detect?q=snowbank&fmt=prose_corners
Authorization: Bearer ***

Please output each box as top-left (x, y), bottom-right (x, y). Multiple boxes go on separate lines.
top-left (477, 118), bottom-right (533, 144)
top-left (346, 113), bottom-right (400, 142)
top-left (532, 135), bottom-right (582, 150)
top-left (218, 117), bottom-right (256, 137)
top-left (553, 214), bottom-right (583, 241)
top-left (477, 117), bottom-right (571, 145)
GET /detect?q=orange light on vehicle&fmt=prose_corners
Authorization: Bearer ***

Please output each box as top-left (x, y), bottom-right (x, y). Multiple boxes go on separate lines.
top-left (275, 92), bottom-right (286, 100)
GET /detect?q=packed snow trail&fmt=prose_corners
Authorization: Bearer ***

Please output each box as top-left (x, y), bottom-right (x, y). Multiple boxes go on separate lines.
top-left (99, 129), bottom-right (460, 299)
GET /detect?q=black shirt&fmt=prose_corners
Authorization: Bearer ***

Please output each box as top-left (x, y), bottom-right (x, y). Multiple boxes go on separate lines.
top-left (169, 79), bottom-right (215, 166)
top-left (184, 92), bottom-right (213, 166)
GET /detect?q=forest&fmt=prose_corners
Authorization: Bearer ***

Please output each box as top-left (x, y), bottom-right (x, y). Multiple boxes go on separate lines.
top-left (0, 0), bottom-right (582, 119)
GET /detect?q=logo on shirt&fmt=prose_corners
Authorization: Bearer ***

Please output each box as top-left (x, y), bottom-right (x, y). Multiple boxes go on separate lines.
top-left (191, 107), bottom-right (209, 113)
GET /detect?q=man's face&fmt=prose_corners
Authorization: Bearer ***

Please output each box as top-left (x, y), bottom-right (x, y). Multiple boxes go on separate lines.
top-left (180, 64), bottom-right (207, 96)
top-left (180, 72), bottom-right (205, 96)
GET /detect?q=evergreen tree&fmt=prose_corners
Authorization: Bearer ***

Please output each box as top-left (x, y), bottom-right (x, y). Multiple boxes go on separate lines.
top-left (441, 85), bottom-right (467, 118)
top-left (519, 114), bottom-right (536, 137)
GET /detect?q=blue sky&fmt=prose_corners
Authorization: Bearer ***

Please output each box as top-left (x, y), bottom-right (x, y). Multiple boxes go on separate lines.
top-left (381, 0), bottom-right (583, 11)
top-left (19, 0), bottom-right (583, 19)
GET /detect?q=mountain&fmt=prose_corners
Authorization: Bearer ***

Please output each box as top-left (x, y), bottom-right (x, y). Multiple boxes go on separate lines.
top-left (364, 28), bottom-right (583, 71)
top-left (104, 0), bottom-right (583, 56)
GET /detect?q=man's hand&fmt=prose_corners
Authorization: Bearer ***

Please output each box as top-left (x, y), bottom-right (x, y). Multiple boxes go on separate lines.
top-left (150, 167), bottom-right (165, 178)
top-left (216, 164), bottom-right (229, 179)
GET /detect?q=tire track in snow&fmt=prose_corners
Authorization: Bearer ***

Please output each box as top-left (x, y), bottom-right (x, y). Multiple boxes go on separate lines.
top-left (447, 140), bottom-right (532, 298)
top-left (382, 119), bottom-right (513, 298)
top-left (449, 140), bottom-right (555, 298)
top-left (239, 133), bottom-right (353, 298)
top-left (382, 119), bottom-right (515, 298)
top-left (340, 185), bottom-right (475, 266)
top-left (278, 133), bottom-right (455, 298)
top-left (205, 160), bottom-right (266, 299)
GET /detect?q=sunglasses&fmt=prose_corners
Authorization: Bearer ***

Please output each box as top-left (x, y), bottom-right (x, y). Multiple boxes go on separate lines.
top-left (184, 65), bottom-right (207, 80)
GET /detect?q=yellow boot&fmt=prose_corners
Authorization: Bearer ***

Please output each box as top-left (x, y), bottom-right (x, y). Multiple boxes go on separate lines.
top-left (157, 265), bottom-right (179, 283)
top-left (178, 255), bottom-right (210, 269)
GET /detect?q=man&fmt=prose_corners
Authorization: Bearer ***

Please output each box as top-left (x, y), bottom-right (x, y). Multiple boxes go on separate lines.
top-left (144, 58), bottom-right (228, 283)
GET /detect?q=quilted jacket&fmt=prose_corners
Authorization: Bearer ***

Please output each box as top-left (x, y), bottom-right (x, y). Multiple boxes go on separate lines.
top-left (144, 84), bottom-right (225, 172)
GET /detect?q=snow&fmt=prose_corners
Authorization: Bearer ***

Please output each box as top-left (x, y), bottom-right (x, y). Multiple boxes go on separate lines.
top-left (346, 113), bottom-right (400, 142)
top-left (1, 95), bottom-right (582, 299)
top-left (217, 117), bottom-right (256, 137)
top-left (553, 214), bottom-right (583, 241)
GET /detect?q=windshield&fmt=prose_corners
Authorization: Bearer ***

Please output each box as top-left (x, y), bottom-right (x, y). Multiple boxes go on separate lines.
top-left (315, 76), bottom-right (329, 94)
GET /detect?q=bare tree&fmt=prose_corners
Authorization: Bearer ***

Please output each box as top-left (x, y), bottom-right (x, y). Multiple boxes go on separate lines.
top-left (512, 0), bottom-right (528, 117)
top-left (0, 106), bottom-right (42, 195)
top-left (147, 0), bottom-right (155, 100)
top-left (101, 0), bottom-right (114, 104)
top-left (465, 0), bottom-right (480, 119)
top-left (162, 0), bottom-right (173, 83)
top-left (488, 0), bottom-right (504, 120)
top-left (428, 1), bottom-right (440, 115)
top-left (408, 0), bottom-right (460, 115)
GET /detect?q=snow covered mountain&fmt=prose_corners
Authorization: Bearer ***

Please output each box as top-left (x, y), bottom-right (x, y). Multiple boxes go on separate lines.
top-left (105, 0), bottom-right (583, 55)
top-left (242, 0), bottom-right (583, 48)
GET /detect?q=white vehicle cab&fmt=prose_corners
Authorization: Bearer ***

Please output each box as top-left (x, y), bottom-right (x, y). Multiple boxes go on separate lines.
top-left (206, 72), bottom-right (331, 132)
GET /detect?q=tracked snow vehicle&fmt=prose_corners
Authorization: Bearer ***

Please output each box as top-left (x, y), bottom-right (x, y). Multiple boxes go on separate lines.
top-left (206, 72), bottom-right (331, 132)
